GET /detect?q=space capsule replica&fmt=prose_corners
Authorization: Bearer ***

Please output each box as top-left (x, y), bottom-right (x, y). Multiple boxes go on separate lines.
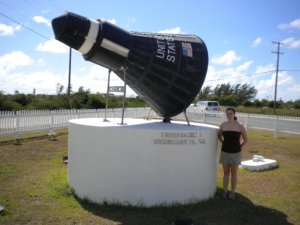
top-left (52, 12), bottom-right (208, 119)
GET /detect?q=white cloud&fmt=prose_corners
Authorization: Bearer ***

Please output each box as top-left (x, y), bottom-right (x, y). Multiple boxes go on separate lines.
top-left (37, 58), bottom-right (46, 66)
top-left (255, 71), bottom-right (300, 100)
top-left (211, 50), bottom-right (241, 66)
top-left (0, 52), bottom-right (63, 94)
top-left (279, 18), bottom-right (300, 30)
top-left (282, 37), bottom-right (300, 49)
top-left (74, 65), bottom-right (135, 96)
top-left (129, 17), bottom-right (137, 23)
top-left (204, 62), bottom-right (300, 101)
top-left (251, 37), bottom-right (262, 47)
top-left (124, 17), bottom-right (138, 30)
top-left (205, 64), bottom-right (248, 86)
top-left (0, 23), bottom-right (21, 36)
top-left (79, 67), bottom-right (87, 72)
top-left (36, 39), bottom-right (69, 53)
top-left (236, 61), bottom-right (253, 72)
top-left (158, 27), bottom-right (184, 34)
top-left (88, 65), bottom-right (111, 81)
top-left (0, 53), bottom-right (135, 96)
top-left (205, 65), bottom-right (220, 84)
top-left (1, 50), bottom-right (298, 100)
top-left (107, 19), bottom-right (117, 24)
top-left (101, 18), bottom-right (117, 25)
top-left (32, 16), bottom-right (51, 27)
top-left (0, 70), bottom-right (65, 94)
top-left (255, 64), bottom-right (275, 74)
top-left (0, 51), bottom-right (33, 73)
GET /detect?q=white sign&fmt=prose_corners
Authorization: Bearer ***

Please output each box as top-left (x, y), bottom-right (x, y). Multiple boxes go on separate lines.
top-left (109, 86), bottom-right (125, 92)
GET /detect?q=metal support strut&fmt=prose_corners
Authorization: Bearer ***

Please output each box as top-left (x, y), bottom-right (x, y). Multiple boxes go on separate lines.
top-left (120, 67), bottom-right (127, 125)
top-left (183, 109), bottom-right (190, 126)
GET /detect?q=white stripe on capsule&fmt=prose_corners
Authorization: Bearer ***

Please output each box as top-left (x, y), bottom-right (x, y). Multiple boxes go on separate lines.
top-left (78, 20), bottom-right (99, 55)
top-left (101, 38), bottom-right (129, 58)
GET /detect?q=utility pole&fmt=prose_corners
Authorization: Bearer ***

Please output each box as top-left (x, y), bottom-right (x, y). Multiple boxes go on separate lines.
top-left (272, 41), bottom-right (283, 115)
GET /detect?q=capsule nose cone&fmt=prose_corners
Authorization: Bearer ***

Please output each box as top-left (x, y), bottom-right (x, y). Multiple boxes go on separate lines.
top-left (51, 12), bottom-right (68, 40)
top-left (51, 12), bottom-right (91, 50)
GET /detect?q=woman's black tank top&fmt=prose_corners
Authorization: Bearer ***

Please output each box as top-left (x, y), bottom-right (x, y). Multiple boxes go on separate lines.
top-left (221, 131), bottom-right (241, 153)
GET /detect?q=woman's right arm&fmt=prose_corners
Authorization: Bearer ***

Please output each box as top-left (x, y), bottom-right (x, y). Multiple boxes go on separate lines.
top-left (218, 125), bottom-right (224, 143)
top-left (240, 124), bottom-right (248, 148)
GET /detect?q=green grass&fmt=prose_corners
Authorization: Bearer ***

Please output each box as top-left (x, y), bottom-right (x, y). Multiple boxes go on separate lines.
top-left (0, 129), bottom-right (68, 146)
top-left (0, 131), bottom-right (299, 225)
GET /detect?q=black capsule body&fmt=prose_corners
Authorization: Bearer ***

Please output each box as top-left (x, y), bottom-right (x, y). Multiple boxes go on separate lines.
top-left (52, 12), bottom-right (208, 118)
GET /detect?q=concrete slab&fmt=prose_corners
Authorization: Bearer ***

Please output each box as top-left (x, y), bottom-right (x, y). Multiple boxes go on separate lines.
top-left (241, 155), bottom-right (277, 171)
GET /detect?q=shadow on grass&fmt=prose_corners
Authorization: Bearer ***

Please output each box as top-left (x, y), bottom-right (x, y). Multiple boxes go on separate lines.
top-left (75, 188), bottom-right (292, 225)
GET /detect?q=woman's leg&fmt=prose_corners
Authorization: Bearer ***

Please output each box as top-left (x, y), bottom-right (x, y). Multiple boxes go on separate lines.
top-left (222, 164), bottom-right (230, 193)
top-left (230, 165), bottom-right (239, 193)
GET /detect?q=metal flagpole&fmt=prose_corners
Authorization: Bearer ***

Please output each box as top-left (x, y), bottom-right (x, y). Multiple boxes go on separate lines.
top-left (104, 69), bottom-right (111, 121)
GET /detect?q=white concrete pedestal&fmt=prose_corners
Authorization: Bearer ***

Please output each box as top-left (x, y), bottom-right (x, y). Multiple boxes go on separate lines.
top-left (241, 155), bottom-right (278, 171)
top-left (68, 118), bottom-right (219, 206)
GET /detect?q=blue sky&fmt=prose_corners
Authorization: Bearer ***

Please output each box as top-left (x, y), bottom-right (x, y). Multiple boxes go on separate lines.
top-left (0, 0), bottom-right (299, 101)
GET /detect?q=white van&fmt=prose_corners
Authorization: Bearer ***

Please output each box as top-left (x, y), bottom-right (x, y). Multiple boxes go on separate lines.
top-left (195, 101), bottom-right (220, 112)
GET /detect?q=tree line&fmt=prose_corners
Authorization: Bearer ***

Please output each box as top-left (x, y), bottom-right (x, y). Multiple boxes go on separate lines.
top-left (0, 83), bottom-right (299, 111)
top-left (0, 85), bottom-right (146, 111)
top-left (197, 83), bottom-right (300, 109)
top-left (197, 83), bottom-right (257, 106)
top-left (196, 83), bottom-right (300, 109)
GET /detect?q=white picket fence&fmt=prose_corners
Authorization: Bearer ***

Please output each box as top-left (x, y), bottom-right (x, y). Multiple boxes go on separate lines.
top-left (185, 108), bottom-right (300, 138)
top-left (0, 108), bottom-right (158, 142)
top-left (0, 107), bottom-right (299, 142)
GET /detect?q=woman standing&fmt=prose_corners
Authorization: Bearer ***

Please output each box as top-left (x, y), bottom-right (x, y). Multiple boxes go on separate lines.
top-left (218, 107), bottom-right (248, 199)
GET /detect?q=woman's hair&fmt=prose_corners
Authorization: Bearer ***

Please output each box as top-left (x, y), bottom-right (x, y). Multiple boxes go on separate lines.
top-left (226, 107), bottom-right (237, 121)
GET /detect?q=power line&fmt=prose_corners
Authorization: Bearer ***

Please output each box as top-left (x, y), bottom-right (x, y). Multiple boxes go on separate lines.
top-left (0, 11), bottom-right (50, 40)
top-left (279, 69), bottom-right (300, 72)
top-left (204, 69), bottom-right (275, 83)
top-left (204, 67), bottom-right (300, 84)
top-left (46, 0), bottom-right (63, 12)
top-left (0, 1), bottom-right (29, 20)
top-left (0, 0), bottom-right (55, 36)
top-left (24, 0), bottom-right (45, 15)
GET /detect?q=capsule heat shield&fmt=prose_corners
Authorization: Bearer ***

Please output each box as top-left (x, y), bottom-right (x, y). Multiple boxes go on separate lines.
top-left (122, 33), bottom-right (208, 118)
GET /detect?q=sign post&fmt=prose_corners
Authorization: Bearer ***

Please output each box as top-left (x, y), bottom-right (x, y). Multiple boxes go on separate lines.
top-left (104, 69), bottom-right (111, 122)
top-left (106, 67), bottom-right (127, 124)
